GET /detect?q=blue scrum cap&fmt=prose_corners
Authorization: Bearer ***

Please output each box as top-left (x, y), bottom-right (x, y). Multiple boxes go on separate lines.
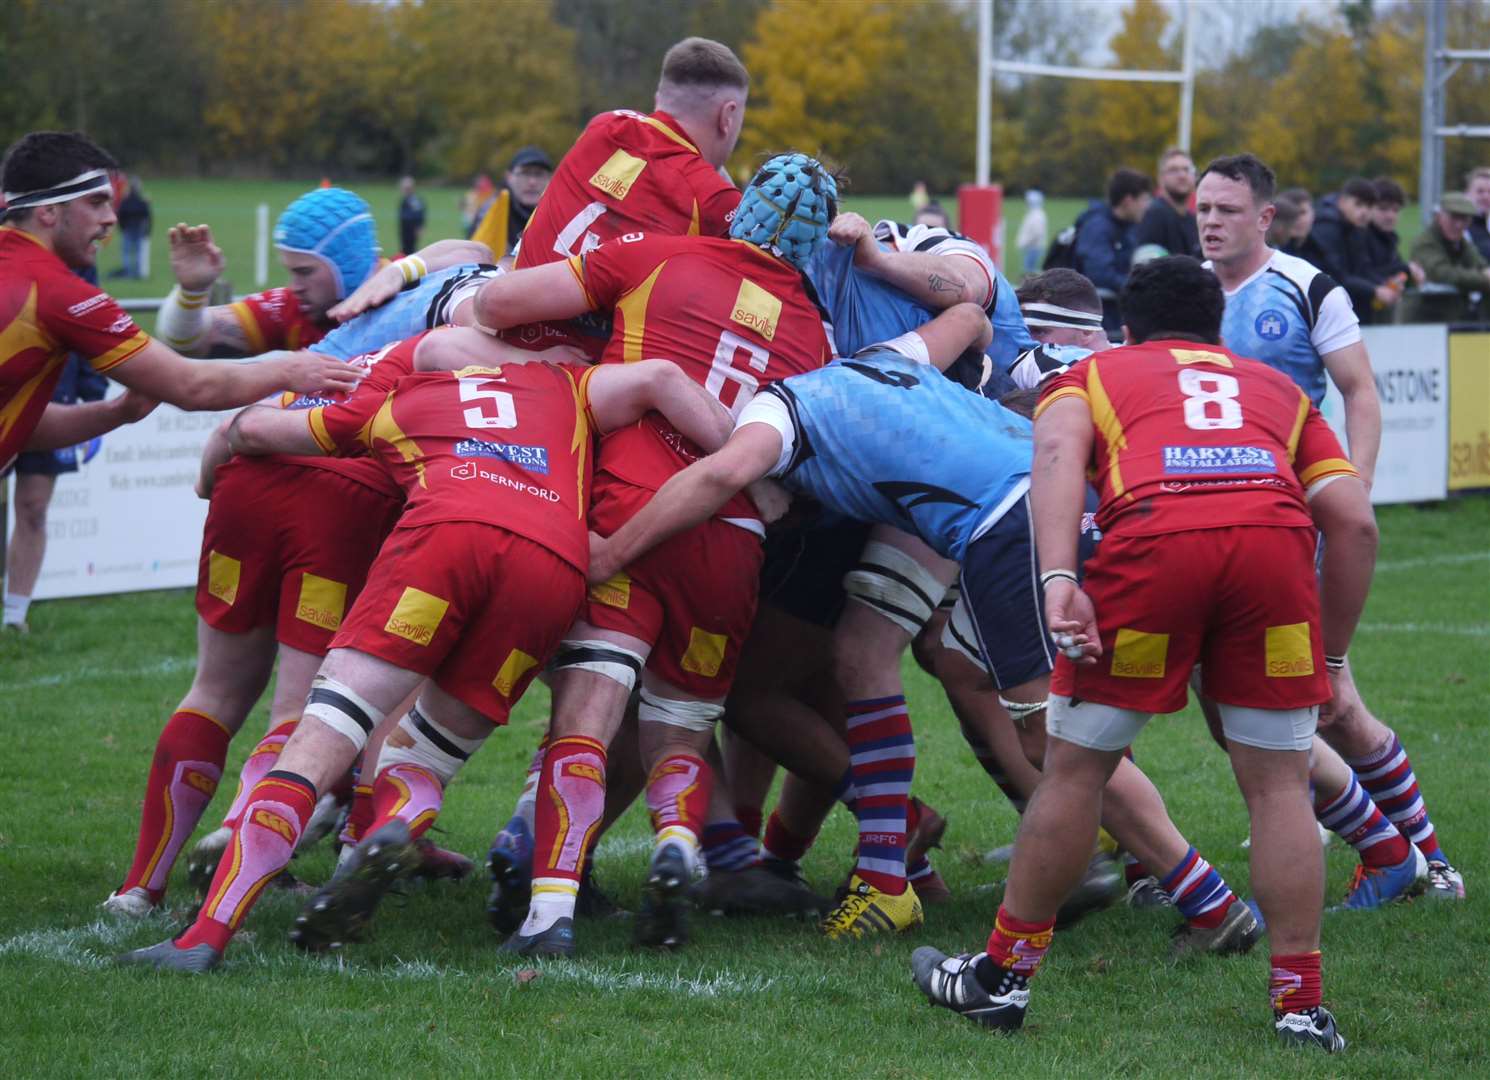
top-left (729, 152), bottom-right (837, 268)
top-left (273, 187), bottom-right (379, 300)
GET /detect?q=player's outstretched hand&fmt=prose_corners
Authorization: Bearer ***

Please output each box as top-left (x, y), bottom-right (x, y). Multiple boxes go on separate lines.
top-left (1044, 580), bottom-right (1101, 663)
top-left (328, 262), bottom-right (404, 323)
top-left (746, 478), bottom-right (792, 525)
top-left (587, 531), bottom-right (616, 586)
top-left (282, 353), bottom-right (363, 395)
top-left (168, 224), bottom-right (225, 292)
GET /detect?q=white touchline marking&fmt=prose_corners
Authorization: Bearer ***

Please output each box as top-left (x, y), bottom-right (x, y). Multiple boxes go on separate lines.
top-left (0, 655), bottom-right (196, 692)
top-left (1360, 622), bottom-right (1489, 637)
top-left (1375, 551), bottom-right (1490, 572)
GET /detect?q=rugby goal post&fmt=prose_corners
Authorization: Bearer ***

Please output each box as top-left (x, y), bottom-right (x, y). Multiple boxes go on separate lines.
top-left (1420, 0), bottom-right (1490, 218)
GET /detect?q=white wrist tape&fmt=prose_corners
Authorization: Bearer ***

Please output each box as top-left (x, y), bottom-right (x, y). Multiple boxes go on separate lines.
top-left (156, 285), bottom-right (212, 351)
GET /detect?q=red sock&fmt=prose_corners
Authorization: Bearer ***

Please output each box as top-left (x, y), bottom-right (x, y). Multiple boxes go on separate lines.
top-left (985, 906), bottom-right (1056, 976)
top-left (339, 783), bottom-right (375, 846)
top-left (532, 736), bottom-right (607, 889)
top-left (762, 810), bottom-right (814, 863)
top-left (1124, 855), bottom-right (1151, 886)
top-left (1270, 950), bottom-right (1323, 1015)
top-left (177, 770), bottom-right (317, 953)
top-left (365, 763), bottom-right (444, 841)
top-left (735, 804), bottom-right (764, 840)
top-left (119, 709), bottom-right (233, 902)
top-left (645, 753), bottom-right (712, 850)
top-left (220, 720), bottom-right (298, 830)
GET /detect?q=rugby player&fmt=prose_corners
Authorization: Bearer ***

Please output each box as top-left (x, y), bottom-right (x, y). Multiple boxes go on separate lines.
top-left (0, 131), bottom-right (357, 477)
top-left (1198, 153), bottom-right (1461, 901)
top-left (473, 153), bottom-right (836, 956)
top-left (588, 303), bottom-right (1262, 951)
top-left (114, 326), bottom-right (739, 972)
top-left (913, 257), bottom-right (1372, 1052)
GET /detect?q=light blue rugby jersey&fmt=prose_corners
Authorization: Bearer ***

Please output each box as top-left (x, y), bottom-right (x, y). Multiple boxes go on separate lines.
top-left (1213, 248), bottom-right (1360, 405)
top-left (309, 263), bottom-right (500, 360)
top-left (754, 344), bottom-right (1033, 561)
top-left (803, 221), bottom-right (1034, 393)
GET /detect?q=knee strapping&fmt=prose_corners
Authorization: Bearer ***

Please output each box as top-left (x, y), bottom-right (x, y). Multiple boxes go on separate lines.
top-left (551, 638), bottom-right (646, 691)
top-left (637, 688), bottom-right (723, 733)
top-left (376, 705), bottom-right (487, 785)
top-left (303, 674), bottom-right (385, 753)
top-left (842, 541), bottom-right (945, 634)
top-left (939, 594), bottom-right (987, 670)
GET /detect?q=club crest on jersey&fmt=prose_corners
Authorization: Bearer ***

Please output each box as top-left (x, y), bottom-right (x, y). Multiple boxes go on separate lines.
top-left (454, 437), bottom-right (550, 474)
top-left (1254, 308), bottom-right (1288, 341)
top-left (730, 279), bottom-right (782, 342)
top-left (1162, 445), bottom-right (1276, 475)
top-left (589, 149), bottom-right (647, 199)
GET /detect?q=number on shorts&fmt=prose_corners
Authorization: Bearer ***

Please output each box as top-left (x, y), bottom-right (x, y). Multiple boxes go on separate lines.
top-left (1178, 369), bottom-right (1243, 430)
top-left (553, 201), bottom-right (607, 259)
top-left (459, 376), bottom-right (517, 430)
top-left (707, 330), bottom-right (771, 417)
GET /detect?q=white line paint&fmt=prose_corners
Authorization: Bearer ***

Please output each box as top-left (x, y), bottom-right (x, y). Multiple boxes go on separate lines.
top-left (0, 655), bottom-right (195, 693)
top-left (1375, 551), bottom-right (1490, 572)
top-left (1360, 621), bottom-right (1489, 637)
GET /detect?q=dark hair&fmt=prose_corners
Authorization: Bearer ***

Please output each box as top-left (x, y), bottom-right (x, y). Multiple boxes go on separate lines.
top-left (915, 200), bottom-right (950, 227)
top-left (1276, 186), bottom-right (1312, 212)
top-left (1341, 177), bottom-right (1377, 205)
top-left (1107, 167), bottom-right (1153, 206)
top-left (659, 37), bottom-right (749, 92)
top-left (1120, 256), bottom-right (1224, 345)
top-left (1, 131), bottom-right (116, 222)
top-left (998, 386), bottom-right (1041, 419)
top-left (1199, 153), bottom-right (1276, 204)
top-left (1017, 268), bottom-right (1102, 314)
top-left (1372, 176), bottom-right (1405, 208)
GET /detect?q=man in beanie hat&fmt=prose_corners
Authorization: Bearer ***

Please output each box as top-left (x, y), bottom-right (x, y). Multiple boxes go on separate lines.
top-left (1404, 192), bottom-right (1490, 323)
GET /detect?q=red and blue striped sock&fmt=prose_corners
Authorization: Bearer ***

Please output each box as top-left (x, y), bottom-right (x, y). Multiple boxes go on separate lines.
top-left (1314, 773), bottom-right (1411, 869)
top-left (1159, 846), bottom-right (1236, 929)
top-left (845, 694), bottom-right (915, 895)
top-left (703, 818), bottom-right (761, 873)
top-left (1346, 734), bottom-right (1446, 863)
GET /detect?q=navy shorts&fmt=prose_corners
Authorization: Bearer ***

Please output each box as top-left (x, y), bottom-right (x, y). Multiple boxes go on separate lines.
top-left (758, 518), bottom-right (869, 630)
top-left (12, 447), bottom-right (79, 477)
top-left (957, 494), bottom-right (1057, 690)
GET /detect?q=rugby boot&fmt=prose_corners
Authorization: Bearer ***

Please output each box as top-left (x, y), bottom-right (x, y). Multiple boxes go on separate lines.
top-left (634, 842), bottom-right (693, 949)
top-left (1169, 897), bottom-right (1261, 959)
top-left (576, 865), bottom-right (627, 920)
top-left (413, 838), bottom-right (475, 883)
top-left (115, 939), bottom-right (222, 974)
top-left (911, 948), bottom-right (1027, 1032)
top-left (905, 797), bottom-right (947, 869)
top-left (100, 886), bottom-right (156, 919)
top-left (186, 827), bottom-right (232, 898)
top-left (1275, 1007), bottom-right (1347, 1052)
top-left (297, 793), bottom-right (344, 852)
top-left (289, 820), bottom-right (418, 952)
top-left (821, 875), bottom-right (923, 940)
top-left (1424, 859), bottom-right (1466, 900)
top-left (500, 916), bottom-right (576, 959)
top-left (1125, 875), bottom-right (1175, 910)
top-left (694, 865), bottom-right (828, 918)
top-left (485, 818), bottom-right (534, 934)
top-left (1332, 846), bottom-right (1427, 911)
top-left (1055, 852), bottom-right (1123, 928)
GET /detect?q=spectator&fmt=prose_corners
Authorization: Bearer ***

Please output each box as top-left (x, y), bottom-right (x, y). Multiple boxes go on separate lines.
top-left (913, 200), bottom-right (951, 230)
top-left (110, 176), bottom-right (151, 279)
top-left (1362, 177), bottom-right (1423, 320)
top-left (1134, 147), bottom-right (1199, 258)
top-left (1074, 167), bottom-right (1152, 335)
top-left (1403, 192), bottom-right (1490, 324)
top-left (1016, 190), bottom-right (1048, 275)
top-left (1465, 166), bottom-right (1490, 262)
top-left (909, 179), bottom-right (930, 213)
top-left (1308, 177), bottom-right (1379, 319)
top-left (397, 175), bottom-right (426, 256)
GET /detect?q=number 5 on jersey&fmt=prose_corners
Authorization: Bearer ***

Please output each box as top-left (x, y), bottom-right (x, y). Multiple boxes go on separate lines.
top-left (460, 375), bottom-right (517, 429)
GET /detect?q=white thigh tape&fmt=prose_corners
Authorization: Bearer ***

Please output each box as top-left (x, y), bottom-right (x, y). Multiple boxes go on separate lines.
top-left (637, 687), bottom-right (723, 733)
top-left (376, 705), bottom-right (488, 784)
top-left (939, 592), bottom-right (987, 670)
top-left (843, 540), bottom-right (944, 634)
top-left (999, 695), bottom-right (1048, 726)
top-left (303, 675), bottom-right (385, 752)
top-left (552, 639), bottom-right (646, 691)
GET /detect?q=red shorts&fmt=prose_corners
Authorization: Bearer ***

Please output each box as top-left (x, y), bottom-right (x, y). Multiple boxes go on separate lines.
top-left (331, 522), bottom-right (583, 724)
top-left (196, 458), bottom-right (402, 654)
top-left (1051, 525), bottom-right (1328, 714)
top-left (583, 475), bottom-right (763, 698)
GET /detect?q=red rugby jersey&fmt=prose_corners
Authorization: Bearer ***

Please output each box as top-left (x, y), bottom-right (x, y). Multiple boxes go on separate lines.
top-left (229, 286), bottom-right (329, 352)
top-left (1035, 339), bottom-right (1357, 537)
top-left (0, 226), bottom-right (150, 471)
top-left (307, 358), bottom-right (594, 570)
top-left (568, 233), bottom-right (832, 531)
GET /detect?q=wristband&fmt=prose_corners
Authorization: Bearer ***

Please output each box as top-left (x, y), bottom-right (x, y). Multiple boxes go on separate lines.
top-left (1039, 569), bottom-right (1078, 588)
top-left (394, 254), bottom-right (427, 285)
top-left (1324, 654), bottom-right (1347, 671)
top-left (175, 285), bottom-right (210, 309)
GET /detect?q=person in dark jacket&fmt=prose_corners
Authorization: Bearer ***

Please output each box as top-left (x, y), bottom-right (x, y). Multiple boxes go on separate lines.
top-left (1134, 147), bottom-right (1199, 258)
top-left (112, 176), bottom-right (151, 279)
top-left (1403, 192), bottom-right (1490, 323)
top-left (1465, 166), bottom-right (1490, 263)
top-left (1308, 178), bottom-right (1379, 320)
top-left (1361, 177), bottom-right (1423, 321)
top-left (397, 176), bottom-right (426, 255)
top-left (1073, 167), bottom-right (1151, 335)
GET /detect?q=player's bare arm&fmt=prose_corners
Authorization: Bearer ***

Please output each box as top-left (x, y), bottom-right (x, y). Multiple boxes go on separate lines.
top-left (584, 359), bottom-right (733, 451)
top-left (411, 326), bottom-right (587, 375)
top-left (1029, 393), bottom-right (1100, 661)
top-left (110, 339), bottom-right (361, 411)
top-left (225, 404), bottom-right (323, 457)
top-left (1320, 340), bottom-right (1382, 487)
top-left (830, 212), bottom-right (987, 310)
top-left (471, 260), bottom-right (592, 333)
top-left (1307, 475), bottom-right (1378, 661)
top-left (587, 422), bottom-right (783, 585)
top-left (26, 392), bottom-right (158, 452)
top-left (912, 302), bottom-right (994, 367)
top-left (194, 417), bottom-right (234, 499)
top-left (327, 238), bottom-right (495, 323)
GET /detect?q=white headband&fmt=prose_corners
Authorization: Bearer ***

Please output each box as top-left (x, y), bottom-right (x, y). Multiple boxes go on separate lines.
top-left (1020, 301), bottom-right (1104, 331)
top-left (2, 169), bottom-right (113, 210)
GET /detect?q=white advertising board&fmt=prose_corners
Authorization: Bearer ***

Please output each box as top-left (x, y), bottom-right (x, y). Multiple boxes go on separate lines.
top-left (1320, 323), bottom-right (1448, 505)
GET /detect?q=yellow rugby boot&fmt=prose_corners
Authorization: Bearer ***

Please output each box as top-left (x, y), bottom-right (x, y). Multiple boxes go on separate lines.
top-left (821, 875), bottom-right (923, 939)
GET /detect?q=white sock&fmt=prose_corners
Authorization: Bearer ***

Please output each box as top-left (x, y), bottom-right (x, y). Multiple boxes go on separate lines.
top-left (3, 592), bottom-right (31, 626)
top-left (518, 877), bottom-right (579, 935)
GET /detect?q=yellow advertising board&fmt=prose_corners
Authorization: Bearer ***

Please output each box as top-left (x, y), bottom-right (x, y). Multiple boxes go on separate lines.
top-left (1449, 333), bottom-right (1490, 490)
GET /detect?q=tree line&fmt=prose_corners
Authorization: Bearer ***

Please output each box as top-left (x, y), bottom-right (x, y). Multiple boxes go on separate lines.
top-left (4, 0), bottom-right (1488, 197)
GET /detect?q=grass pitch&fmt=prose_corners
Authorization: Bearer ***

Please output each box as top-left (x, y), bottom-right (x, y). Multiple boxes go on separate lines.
top-left (1, 498), bottom-right (1486, 1077)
